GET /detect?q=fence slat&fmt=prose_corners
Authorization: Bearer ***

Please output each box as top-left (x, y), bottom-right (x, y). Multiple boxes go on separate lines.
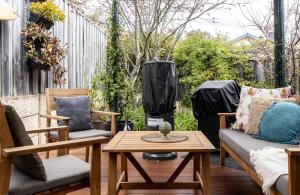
top-left (0, 0), bottom-right (106, 96)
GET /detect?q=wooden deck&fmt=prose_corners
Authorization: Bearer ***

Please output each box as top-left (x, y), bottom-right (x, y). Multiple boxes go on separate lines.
top-left (46, 146), bottom-right (263, 195)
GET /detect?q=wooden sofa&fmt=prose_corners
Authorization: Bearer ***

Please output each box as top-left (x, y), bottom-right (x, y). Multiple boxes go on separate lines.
top-left (219, 98), bottom-right (300, 195)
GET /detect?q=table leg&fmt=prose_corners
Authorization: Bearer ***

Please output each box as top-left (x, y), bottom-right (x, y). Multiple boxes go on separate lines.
top-left (202, 152), bottom-right (211, 195)
top-left (108, 153), bottom-right (117, 195)
top-left (121, 153), bottom-right (128, 182)
top-left (193, 152), bottom-right (200, 181)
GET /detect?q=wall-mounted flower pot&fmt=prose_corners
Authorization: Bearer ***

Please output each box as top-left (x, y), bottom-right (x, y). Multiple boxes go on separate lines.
top-left (30, 0), bottom-right (47, 2)
top-left (29, 12), bottom-right (54, 30)
top-left (27, 59), bottom-right (50, 70)
top-left (27, 59), bottom-right (42, 70)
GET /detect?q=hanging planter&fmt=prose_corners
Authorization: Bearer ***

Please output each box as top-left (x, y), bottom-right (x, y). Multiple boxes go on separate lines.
top-left (29, 0), bottom-right (47, 3)
top-left (27, 59), bottom-right (43, 70)
top-left (21, 22), bottom-right (68, 84)
top-left (29, 0), bottom-right (65, 30)
top-left (29, 12), bottom-right (54, 30)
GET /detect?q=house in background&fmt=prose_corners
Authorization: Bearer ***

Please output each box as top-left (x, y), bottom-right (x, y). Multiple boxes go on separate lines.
top-left (232, 33), bottom-right (266, 81)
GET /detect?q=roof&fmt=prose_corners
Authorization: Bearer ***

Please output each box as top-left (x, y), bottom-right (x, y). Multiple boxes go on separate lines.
top-left (232, 33), bottom-right (258, 43)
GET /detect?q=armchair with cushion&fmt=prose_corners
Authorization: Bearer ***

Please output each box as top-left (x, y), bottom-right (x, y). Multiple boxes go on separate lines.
top-left (0, 102), bottom-right (108, 195)
top-left (41, 88), bottom-right (120, 161)
top-left (218, 95), bottom-right (300, 195)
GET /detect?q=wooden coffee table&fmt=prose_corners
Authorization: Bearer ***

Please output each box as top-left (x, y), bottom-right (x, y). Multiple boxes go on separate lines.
top-left (103, 131), bottom-right (215, 195)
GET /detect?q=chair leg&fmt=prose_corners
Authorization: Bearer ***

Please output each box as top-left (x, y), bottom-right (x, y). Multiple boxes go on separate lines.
top-left (85, 146), bottom-right (90, 162)
top-left (220, 141), bottom-right (226, 166)
top-left (45, 151), bottom-right (50, 159)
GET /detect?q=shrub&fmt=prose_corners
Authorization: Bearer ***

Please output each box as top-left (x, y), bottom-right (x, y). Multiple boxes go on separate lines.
top-left (30, 0), bottom-right (65, 22)
top-left (174, 112), bottom-right (198, 131)
top-left (125, 106), bottom-right (197, 131)
top-left (125, 106), bottom-right (145, 131)
top-left (173, 32), bottom-right (250, 106)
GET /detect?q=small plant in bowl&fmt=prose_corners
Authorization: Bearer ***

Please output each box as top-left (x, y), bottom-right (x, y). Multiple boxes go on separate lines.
top-left (29, 0), bottom-right (65, 29)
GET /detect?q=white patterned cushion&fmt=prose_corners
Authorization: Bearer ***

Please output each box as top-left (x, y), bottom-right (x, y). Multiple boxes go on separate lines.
top-left (232, 86), bottom-right (291, 131)
top-left (245, 97), bottom-right (296, 135)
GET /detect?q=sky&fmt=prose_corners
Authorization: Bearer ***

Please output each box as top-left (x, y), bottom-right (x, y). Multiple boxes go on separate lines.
top-left (187, 0), bottom-right (272, 39)
top-left (87, 0), bottom-right (273, 40)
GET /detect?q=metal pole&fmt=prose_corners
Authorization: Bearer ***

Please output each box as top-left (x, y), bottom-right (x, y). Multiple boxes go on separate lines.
top-left (274, 0), bottom-right (286, 87)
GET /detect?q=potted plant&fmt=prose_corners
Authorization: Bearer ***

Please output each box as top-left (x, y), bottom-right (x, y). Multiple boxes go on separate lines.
top-left (29, 0), bottom-right (65, 29)
top-left (21, 22), bottom-right (68, 84)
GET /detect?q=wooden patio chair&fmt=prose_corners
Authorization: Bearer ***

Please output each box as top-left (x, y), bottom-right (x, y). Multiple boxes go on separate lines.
top-left (0, 102), bottom-right (108, 195)
top-left (41, 88), bottom-right (120, 162)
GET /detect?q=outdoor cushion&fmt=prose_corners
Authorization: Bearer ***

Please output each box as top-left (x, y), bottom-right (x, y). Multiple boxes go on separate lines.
top-left (9, 155), bottom-right (89, 195)
top-left (3, 105), bottom-right (46, 181)
top-left (55, 96), bottom-right (93, 132)
top-left (246, 97), bottom-right (296, 135)
top-left (254, 102), bottom-right (300, 145)
top-left (50, 129), bottom-right (112, 140)
top-left (232, 86), bottom-right (291, 131)
top-left (275, 175), bottom-right (288, 195)
top-left (219, 129), bottom-right (294, 168)
top-left (220, 129), bottom-right (293, 195)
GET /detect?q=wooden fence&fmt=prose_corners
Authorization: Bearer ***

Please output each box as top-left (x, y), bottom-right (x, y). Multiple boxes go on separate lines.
top-left (0, 0), bottom-right (106, 97)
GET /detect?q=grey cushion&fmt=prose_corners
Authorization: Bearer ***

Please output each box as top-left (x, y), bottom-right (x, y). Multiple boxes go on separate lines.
top-left (9, 155), bottom-right (89, 195)
top-left (4, 105), bottom-right (46, 181)
top-left (50, 129), bottom-right (112, 140)
top-left (55, 96), bottom-right (93, 132)
top-left (220, 129), bottom-right (294, 195)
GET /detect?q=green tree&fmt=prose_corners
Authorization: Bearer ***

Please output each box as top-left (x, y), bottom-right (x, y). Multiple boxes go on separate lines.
top-left (173, 32), bottom-right (250, 106)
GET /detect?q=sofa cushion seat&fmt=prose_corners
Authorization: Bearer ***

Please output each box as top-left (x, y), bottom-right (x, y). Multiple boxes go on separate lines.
top-left (220, 129), bottom-right (294, 195)
top-left (9, 155), bottom-right (90, 195)
top-left (50, 129), bottom-right (112, 140)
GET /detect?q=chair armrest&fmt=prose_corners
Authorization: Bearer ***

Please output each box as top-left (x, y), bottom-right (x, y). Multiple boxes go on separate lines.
top-left (39, 114), bottom-right (70, 121)
top-left (92, 110), bottom-right (120, 136)
top-left (218, 113), bottom-right (236, 116)
top-left (285, 148), bottom-right (300, 194)
top-left (2, 136), bottom-right (109, 157)
top-left (26, 126), bottom-right (68, 134)
top-left (285, 148), bottom-right (300, 156)
top-left (91, 110), bottom-right (121, 117)
top-left (218, 113), bottom-right (236, 129)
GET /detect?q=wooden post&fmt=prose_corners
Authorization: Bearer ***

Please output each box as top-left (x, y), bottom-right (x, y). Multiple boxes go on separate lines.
top-left (90, 143), bottom-right (101, 195)
top-left (108, 153), bottom-right (117, 195)
top-left (220, 141), bottom-right (226, 166)
top-left (0, 155), bottom-right (12, 194)
top-left (288, 155), bottom-right (300, 195)
top-left (202, 152), bottom-right (211, 195)
top-left (57, 127), bottom-right (68, 156)
top-left (193, 152), bottom-right (200, 181)
top-left (111, 115), bottom-right (117, 136)
top-left (121, 153), bottom-right (128, 182)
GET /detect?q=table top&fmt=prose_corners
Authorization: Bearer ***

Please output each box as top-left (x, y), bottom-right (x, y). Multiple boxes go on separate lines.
top-left (103, 131), bottom-right (215, 153)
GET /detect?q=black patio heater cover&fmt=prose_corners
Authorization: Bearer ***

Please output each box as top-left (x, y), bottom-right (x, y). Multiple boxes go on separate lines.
top-left (142, 61), bottom-right (177, 160)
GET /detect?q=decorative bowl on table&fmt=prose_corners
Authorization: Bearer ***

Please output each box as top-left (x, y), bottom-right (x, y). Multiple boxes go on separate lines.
top-left (141, 121), bottom-right (188, 143)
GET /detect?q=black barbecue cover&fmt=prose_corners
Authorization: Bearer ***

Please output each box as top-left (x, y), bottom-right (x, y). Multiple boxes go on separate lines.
top-left (191, 80), bottom-right (240, 119)
top-left (142, 61), bottom-right (177, 115)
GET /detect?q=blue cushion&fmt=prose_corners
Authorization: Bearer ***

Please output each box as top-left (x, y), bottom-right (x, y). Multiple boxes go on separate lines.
top-left (254, 102), bottom-right (300, 145)
top-left (55, 96), bottom-right (93, 132)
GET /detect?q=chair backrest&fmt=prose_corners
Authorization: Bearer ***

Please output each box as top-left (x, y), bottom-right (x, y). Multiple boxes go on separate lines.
top-left (45, 88), bottom-right (90, 115)
top-left (0, 102), bottom-right (15, 150)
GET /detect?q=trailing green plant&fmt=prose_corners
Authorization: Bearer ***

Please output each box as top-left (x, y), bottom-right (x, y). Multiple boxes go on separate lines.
top-left (21, 22), bottom-right (67, 84)
top-left (174, 111), bottom-right (198, 131)
top-left (30, 0), bottom-right (65, 22)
